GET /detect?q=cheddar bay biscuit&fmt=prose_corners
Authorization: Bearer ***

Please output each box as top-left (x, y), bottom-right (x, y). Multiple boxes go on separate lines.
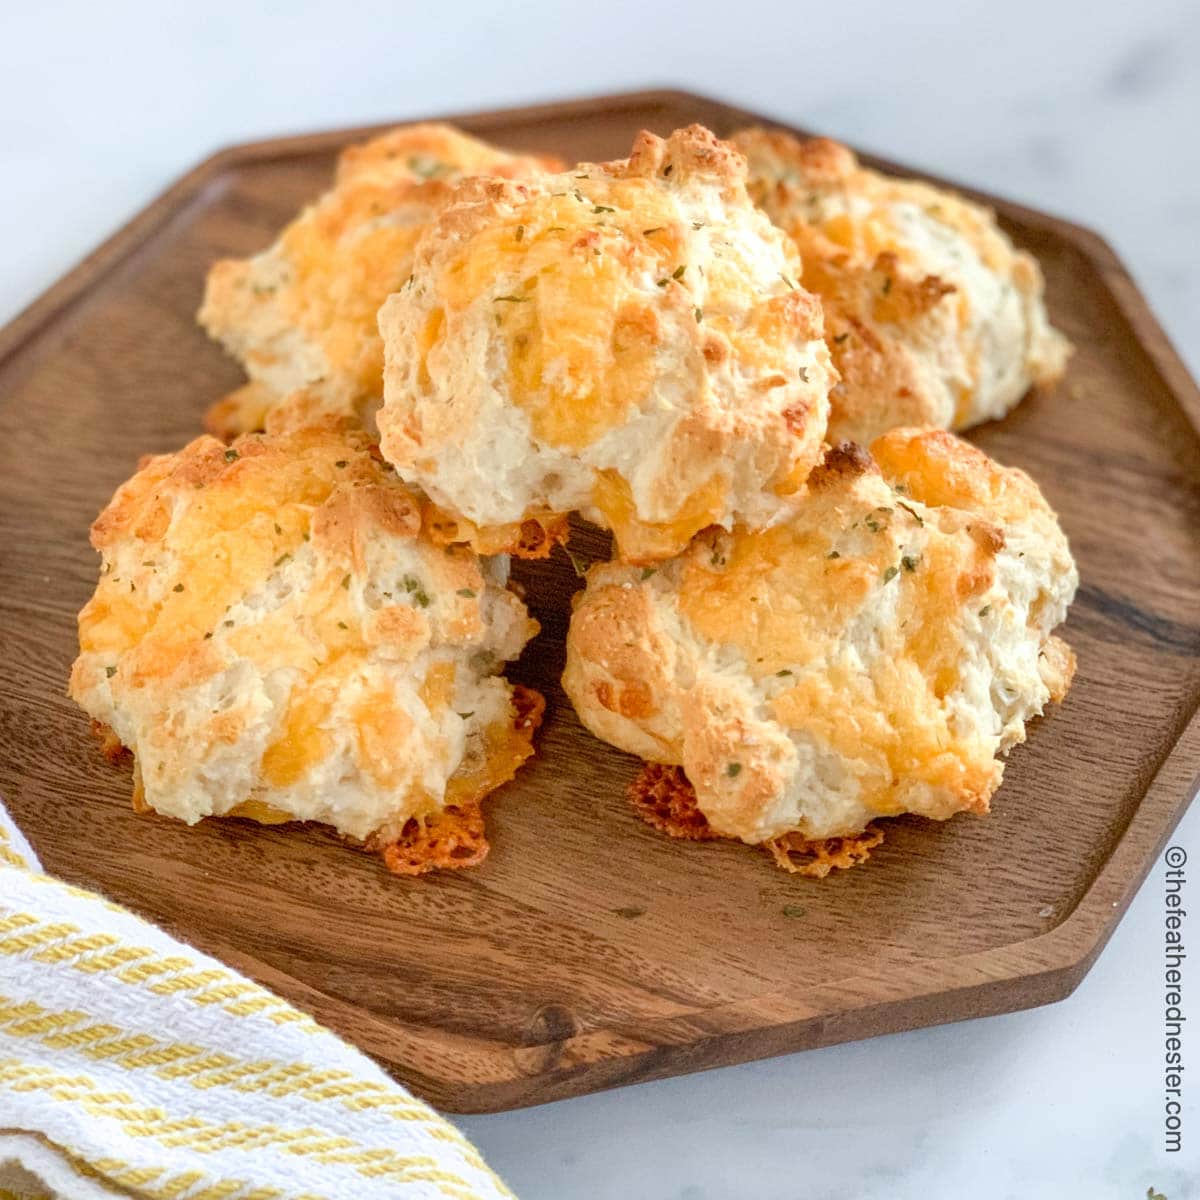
top-left (733, 128), bottom-right (1070, 444)
top-left (563, 428), bottom-right (1077, 872)
top-left (198, 123), bottom-right (560, 439)
top-left (69, 423), bottom-right (541, 874)
top-left (377, 125), bottom-right (835, 563)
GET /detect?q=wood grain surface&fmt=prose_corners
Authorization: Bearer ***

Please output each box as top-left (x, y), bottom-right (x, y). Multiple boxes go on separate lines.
top-left (1, 90), bottom-right (1198, 1113)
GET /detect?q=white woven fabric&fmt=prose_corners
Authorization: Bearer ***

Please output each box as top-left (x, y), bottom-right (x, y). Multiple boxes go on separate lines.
top-left (0, 806), bottom-right (513, 1200)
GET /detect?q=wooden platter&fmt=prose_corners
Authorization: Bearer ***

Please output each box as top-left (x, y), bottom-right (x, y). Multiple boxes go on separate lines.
top-left (2, 89), bottom-right (1198, 1113)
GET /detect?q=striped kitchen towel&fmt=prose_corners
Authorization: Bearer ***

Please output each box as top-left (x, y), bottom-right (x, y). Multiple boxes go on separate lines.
top-left (0, 807), bottom-right (513, 1200)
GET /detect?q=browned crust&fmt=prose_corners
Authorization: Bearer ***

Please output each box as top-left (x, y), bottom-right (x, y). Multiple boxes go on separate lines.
top-left (513, 517), bottom-right (571, 559)
top-left (624, 124), bottom-right (748, 194)
top-left (799, 254), bottom-right (959, 442)
top-left (1040, 634), bottom-right (1077, 704)
top-left (733, 129), bottom-right (858, 189)
top-left (379, 799), bottom-right (491, 875)
top-left (764, 827), bottom-right (885, 878)
top-left (806, 440), bottom-right (878, 490)
top-left (420, 175), bottom-right (535, 244)
top-left (420, 500), bottom-right (570, 559)
top-left (510, 683), bottom-right (546, 732)
top-left (88, 721), bottom-right (149, 813)
top-left (89, 426), bottom-right (398, 560)
top-left (628, 763), bottom-right (885, 877)
top-left (628, 762), bottom-right (723, 841)
top-left (377, 684), bottom-right (544, 876)
top-left (89, 719), bottom-right (129, 763)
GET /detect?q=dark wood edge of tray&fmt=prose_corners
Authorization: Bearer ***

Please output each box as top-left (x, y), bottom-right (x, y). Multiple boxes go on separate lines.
top-left (3, 88), bottom-right (1198, 1112)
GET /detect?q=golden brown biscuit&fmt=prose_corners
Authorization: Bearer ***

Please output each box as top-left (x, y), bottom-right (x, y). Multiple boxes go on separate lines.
top-left (733, 128), bottom-right (1071, 444)
top-left (563, 428), bottom-right (1077, 868)
top-left (198, 123), bottom-right (560, 439)
top-left (376, 125), bottom-right (835, 564)
top-left (69, 423), bottom-right (541, 873)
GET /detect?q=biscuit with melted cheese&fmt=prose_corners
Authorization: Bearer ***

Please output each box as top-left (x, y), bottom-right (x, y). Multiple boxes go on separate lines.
top-left (198, 124), bottom-right (560, 439)
top-left (563, 428), bottom-right (1077, 859)
top-left (733, 128), bottom-right (1071, 444)
top-left (69, 423), bottom-right (541, 872)
top-left (376, 125), bottom-right (835, 564)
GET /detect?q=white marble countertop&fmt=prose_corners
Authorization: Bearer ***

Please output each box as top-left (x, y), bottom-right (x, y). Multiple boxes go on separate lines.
top-left (3, 1), bottom-right (1197, 1195)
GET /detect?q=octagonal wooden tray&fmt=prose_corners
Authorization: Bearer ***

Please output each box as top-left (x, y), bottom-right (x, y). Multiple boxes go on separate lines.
top-left (2, 89), bottom-right (1198, 1113)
